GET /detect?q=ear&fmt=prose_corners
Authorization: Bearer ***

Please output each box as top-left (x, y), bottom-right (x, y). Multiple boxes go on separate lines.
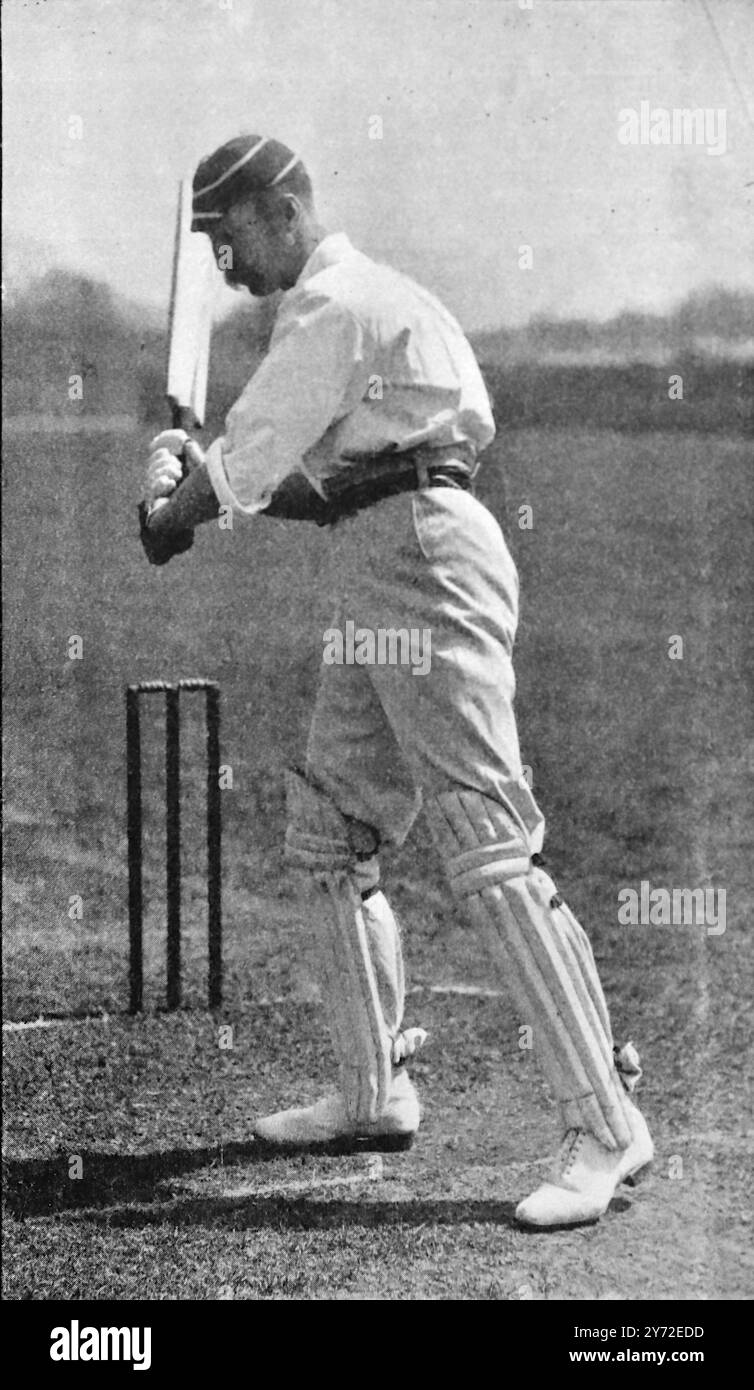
top-left (281, 193), bottom-right (303, 229)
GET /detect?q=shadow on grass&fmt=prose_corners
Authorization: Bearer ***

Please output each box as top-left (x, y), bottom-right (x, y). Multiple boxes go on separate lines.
top-left (61, 1193), bottom-right (522, 1232)
top-left (3, 1141), bottom-right (264, 1218)
top-left (4, 1145), bottom-right (523, 1230)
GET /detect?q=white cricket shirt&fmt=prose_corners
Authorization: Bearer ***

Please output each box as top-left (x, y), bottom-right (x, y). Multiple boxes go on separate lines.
top-left (205, 232), bottom-right (495, 517)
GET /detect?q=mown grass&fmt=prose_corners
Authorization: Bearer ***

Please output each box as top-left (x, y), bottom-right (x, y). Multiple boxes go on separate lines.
top-left (4, 995), bottom-right (751, 1300)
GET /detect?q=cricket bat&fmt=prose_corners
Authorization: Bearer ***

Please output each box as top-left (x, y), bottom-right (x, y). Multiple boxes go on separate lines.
top-left (150, 179), bottom-right (217, 511)
top-left (167, 177), bottom-right (216, 430)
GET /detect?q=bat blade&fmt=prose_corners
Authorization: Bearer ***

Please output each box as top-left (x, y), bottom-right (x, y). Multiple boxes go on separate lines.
top-left (166, 178), bottom-right (216, 431)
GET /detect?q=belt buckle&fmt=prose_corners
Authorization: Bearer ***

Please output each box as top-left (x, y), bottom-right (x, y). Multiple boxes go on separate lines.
top-left (414, 458), bottom-right (432, 490)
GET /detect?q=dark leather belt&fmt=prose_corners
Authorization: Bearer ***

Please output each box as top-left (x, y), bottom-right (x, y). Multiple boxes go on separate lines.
top-left (263, 447), bottom-right (478, 526)
top-left (315, 449), bottom-right (476, 527)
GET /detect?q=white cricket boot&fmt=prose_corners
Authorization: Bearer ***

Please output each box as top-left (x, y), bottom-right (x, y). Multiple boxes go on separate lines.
top-left (253, 1068), bottom-right (421, 1153)
top-left (515, 1097), bottom-right (654, 1228)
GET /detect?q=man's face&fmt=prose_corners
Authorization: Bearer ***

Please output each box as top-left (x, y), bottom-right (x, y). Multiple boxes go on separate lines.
top-left (205, 194), bottom-right (286, 296)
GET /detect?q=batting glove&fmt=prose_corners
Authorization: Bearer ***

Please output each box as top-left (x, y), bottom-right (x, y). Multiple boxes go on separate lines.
top-left (144, 429), bottom-right (205, 510)
top-left (138, 501), bottom-right (195, 566)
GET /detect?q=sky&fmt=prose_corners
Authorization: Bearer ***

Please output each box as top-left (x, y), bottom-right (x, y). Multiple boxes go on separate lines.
top-left (3, 0), bottom-right (753, 331)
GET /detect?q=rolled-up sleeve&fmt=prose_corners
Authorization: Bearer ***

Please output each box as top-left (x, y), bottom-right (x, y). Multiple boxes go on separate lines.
top-left (205, 292), bottom-right (371, 517)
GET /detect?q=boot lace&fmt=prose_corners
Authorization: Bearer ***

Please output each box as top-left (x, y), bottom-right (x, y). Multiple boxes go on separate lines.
top-left (555, 1129), bottom-right (586, 1178)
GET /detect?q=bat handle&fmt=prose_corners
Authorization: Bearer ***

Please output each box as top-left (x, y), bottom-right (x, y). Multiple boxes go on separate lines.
top-left (171, 402), bottom-right (201, 484)
top-left (149, 406), bottom-right (201, 513)
top-left (171, 403), bottom-right (199, 433)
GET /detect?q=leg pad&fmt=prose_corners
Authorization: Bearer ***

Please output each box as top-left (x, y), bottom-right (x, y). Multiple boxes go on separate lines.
top-left (425, 789), bottom-right (634, 1151)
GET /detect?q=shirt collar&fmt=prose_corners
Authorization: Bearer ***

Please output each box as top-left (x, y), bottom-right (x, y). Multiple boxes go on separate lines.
top-left (294, 232), bottom-right (356, 287)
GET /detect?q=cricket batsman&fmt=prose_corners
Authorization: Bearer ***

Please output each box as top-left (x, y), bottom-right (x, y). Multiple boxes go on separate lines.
top-left (140, 133), bottom-right (654, 1227)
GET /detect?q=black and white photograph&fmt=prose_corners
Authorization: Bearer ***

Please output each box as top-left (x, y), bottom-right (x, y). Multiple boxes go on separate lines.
top-left (3, 0), bottom-right (752, 1326)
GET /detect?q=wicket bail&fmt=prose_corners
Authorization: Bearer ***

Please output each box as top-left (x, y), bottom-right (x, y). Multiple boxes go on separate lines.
top-left (126, 679), bottom-right (222, 1013)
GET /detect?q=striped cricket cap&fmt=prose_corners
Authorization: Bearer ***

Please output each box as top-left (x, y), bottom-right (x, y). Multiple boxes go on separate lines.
top-left (191, 135), bottom-right (303, 227)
